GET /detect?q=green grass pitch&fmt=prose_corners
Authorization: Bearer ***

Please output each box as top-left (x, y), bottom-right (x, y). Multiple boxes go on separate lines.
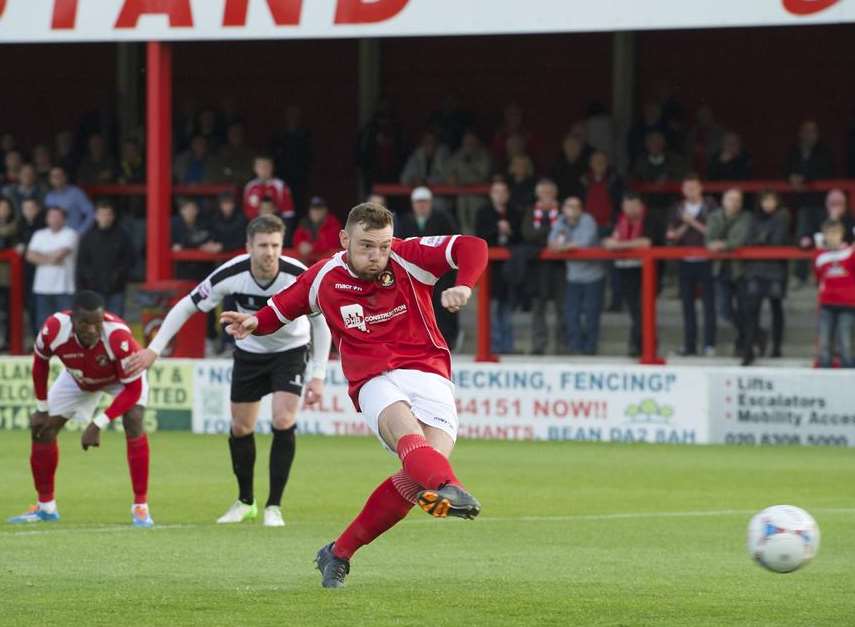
top-left (1, 430), bottom-right (853, 626)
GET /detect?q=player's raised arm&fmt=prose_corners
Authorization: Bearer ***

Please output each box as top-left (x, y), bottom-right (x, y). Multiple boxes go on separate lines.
top-left (395, 234), bottom-right (488, 312)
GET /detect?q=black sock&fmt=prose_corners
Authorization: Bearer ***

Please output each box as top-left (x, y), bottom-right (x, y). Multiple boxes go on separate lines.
top-left (267, 425), bottom-right (296, 508)
top-left (228, 431), bottom-right (255, 505)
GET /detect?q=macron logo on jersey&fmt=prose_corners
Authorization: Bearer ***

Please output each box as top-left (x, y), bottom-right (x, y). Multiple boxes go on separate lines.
top-left (341, 304), bottom-right (367, 332)
top-left (335, 282), bottom-right (364, 293)
top-left (420, 236), bottom-right (447, 247)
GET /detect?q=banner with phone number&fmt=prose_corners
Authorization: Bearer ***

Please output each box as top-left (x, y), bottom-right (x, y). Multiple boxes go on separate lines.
top-left (0, 357), bottom-right (193, 433)
top-left (4, 356), bottom-right (855, 447)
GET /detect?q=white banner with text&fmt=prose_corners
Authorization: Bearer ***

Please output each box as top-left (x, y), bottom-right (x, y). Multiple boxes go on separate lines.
top-left (0, 1), bottom-right (850, 43)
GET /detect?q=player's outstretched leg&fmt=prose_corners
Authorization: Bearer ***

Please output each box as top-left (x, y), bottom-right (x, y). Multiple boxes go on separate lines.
top-left (8, 414), bottom-right (64, 524)
top-left (393, 425), bottom-right (481, 520)
top-left (317, 471), bottom-right (419, 588)
top-left (218, 429), bottom-right (257, 523)
top-left (265, 424), bottom-right (296, 527)
top-left (124, 409), bottom-right (153, 528)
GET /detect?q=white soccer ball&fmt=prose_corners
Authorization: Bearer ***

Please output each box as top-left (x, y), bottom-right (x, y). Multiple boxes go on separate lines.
top-left (747, 505), bottom-right (820, 573)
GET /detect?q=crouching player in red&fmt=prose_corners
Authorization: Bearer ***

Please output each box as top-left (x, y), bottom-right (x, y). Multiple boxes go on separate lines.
top-left (222, 202), bottom-right (488, 587)
top-left (8, 291), bottom-right (153, 528)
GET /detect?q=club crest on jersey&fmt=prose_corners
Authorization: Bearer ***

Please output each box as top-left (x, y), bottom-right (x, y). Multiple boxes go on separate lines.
top-left (120, 340), bottom-right (129, 352)
top-left (378, 270), bottom-right (395, 288)
top-left (96, 354), bottom-right (110, 367)
top-left (340, 304), bottom-right (368, 332)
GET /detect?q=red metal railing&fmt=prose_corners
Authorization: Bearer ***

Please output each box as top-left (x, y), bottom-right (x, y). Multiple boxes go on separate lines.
top-left (477, 247), bottom-right (816, 365)
top-left (0, 250), bottom-right (24, 355)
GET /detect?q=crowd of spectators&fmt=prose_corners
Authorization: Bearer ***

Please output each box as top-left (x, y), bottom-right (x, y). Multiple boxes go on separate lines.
top-left (0, 92), bottom-right (854, 364)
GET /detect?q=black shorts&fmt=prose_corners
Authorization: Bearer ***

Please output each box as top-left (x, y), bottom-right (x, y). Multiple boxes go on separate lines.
top-left (230, 346), bottom-right (308, 403)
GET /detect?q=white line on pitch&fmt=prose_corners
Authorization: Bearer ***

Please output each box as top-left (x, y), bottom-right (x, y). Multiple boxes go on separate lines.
top-left (3, 508), bottom-right (853, 537)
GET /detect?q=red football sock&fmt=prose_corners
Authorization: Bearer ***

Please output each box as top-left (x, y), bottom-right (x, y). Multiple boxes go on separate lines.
top-left (333, 476), bottom-right (414, 560)
top-left (396, 434), bottom-right (460, 490)
top-left (126, 434), bottom-right (149, 504)
top-left (30, 440), bottom-right (59, 502)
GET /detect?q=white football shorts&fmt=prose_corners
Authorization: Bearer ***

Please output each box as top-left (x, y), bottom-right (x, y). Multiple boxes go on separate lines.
top-left (358, 368), bottom-right (458, 448)
top-left (47, 369), bottom-right (149, 422)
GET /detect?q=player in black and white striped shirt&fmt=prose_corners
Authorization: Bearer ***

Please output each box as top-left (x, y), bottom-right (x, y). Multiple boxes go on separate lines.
top-left (126, 215), bottom-right (331, 527)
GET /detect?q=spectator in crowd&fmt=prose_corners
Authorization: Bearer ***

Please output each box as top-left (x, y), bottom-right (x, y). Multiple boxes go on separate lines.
top-left (76, 133), bottom-right (116, 185)
top-left (799, 189), bottom-right (855, 249)
top-left (257, 196), bottom-right (278, 217)
top-left (685, 105), bottom-right (724, 175)
top-left (243, 155), bottom-right (295, 225)
top-left (706, 188), bottom-right (752, 355)
top-left (584, 101), bottom-right (615, 158)
top-left (627, 101), bottom-right (667, 162)
top-left (785, 119), bottom-right (834, 187)
top-left (742, 190), bottom-right (790, 366)
top-left (54, 130), bottom-right (78, 177)
top-left (786, 120), bottom-right (835, 252)
top-left (631, 130), bottom-right (687, 184)
top-left (550, 133), bottom-right (587, 201)
top-left (548, 196), bottom-right (605, 355)
top-left (174, 135), bottom-right (222, 184)
top-left (272, 106), bottom-right (313, 211)
top-left (218, 122), bottom-right (255, 185)
top-left (210, 191), bottom-right (248, 252)
top-left (76, 200), bottom-right (132, 317)
top-left (522, 178), bottom-right (566, 354)
top-left (293, 196), bottom-right (343, 260)
top-left (32, 144), bottom-right (53, 186)
top-left (3, 150), bottom-right (22, 185)
top-left (356, 99), bottom-right (404, 192)
top-left (117, 138), bottom-right (145, 184)
top-left (428, 93), bottom-right (474, 151)
top-left (0, 132), bottom-right (16, 168)
top-left (26, 206), bottom-right (78, 328)
top-left (814, 220), bottom-right (855, 368)
top-left (0, 198), bottom-right (17, 348)
top-left (447, 130), bottom-right (491, 234)
top-left (4, 163), bottom-right (45, 215)
top-left (707, 132), bottom-right (752, 181)
top-left (400, 130), bottom-right (450, 188)
top-left (367, 192), bottom-right (387, 207)
top-left (795, 189), bottom-right (855, 287)
top-left (396, 186), bottom-right (461, 349)
top-left (582, 150), bottom-right (625, 311)
top-left (492, 103), bottom-right (541, 168)
top-left (666, 174), bottom-right (717, 356)
top-left (508, 155), bottom-right (536, 214)
top-left (45, 166), bottom-right (94, 233)
top-left (0, 197), bottom-right (17, 247)
top-left (17, 198), bottom-right (45, 335)
top-left (581, 151), bottom-right (623, 234)
top-left (171, 199), bottom-right (215, 281)
top-left (475, 179), bottom-right (521, 354)
top-left (603, 193), bottom-right (659, 357)
top-left (195, 108), bottom-right (222, 151)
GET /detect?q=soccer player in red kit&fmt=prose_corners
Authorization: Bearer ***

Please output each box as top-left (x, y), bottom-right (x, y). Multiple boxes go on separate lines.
top-left (221, 202), bottom-right (488, 588)
top-left (7, 291), bottom-right (153, 528)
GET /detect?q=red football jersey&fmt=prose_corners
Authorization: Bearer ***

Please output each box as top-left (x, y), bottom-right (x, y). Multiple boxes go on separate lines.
top-left (34, 311), bottom-right (142, 392)
top-left (265, 235), bottom-right (469, 408)
top-left (243, 177), bottom-right (295, 219)
top-left (815, 246), bottom-right (855, 308)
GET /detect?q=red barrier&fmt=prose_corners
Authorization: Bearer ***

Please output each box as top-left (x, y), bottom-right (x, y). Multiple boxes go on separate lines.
top-left (479, 246), bottom-right (816, 364)
top-left (0, 249), bottom-right (24, 355)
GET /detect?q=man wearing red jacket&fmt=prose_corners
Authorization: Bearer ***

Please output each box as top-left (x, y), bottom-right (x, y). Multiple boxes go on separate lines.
top-left (292, 196), bottom-right (342, 259)
top-left (243, 155), bottom-right (295, 221)
top-left (222, 202), bottom-right (488, 589)
top-left (814, 220), bottom-right (855, 367)
top-left (7, 291), bottom-right (152, 527)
